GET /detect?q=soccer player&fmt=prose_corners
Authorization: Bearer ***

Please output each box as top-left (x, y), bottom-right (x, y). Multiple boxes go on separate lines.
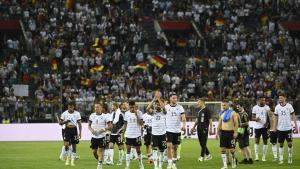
top-left (217, 100), bottom-right (239, 169)
top-left (191, 98), bottom-right (213, 162)
top-left (267, 99), bottom-right (278, 161)
top-left (147, 92), bottom-right (167, 169)
top-left (142, 105), bottom-right (153, 163)
top-left (59, 101), bottom-right (82, 166)
top-left (108, 102), bottom-right (125, 165)
top-left (102, 103), bottom-right (113, 165)
top-left (165, 93), bottom-right (186, 169)
top-left (236, 103), bottom-right (253, 164)
top-left (88, 103), bottom-right (112, 169)
top-left (124, 101), bottom-right (144, 169)
top-left (252, 96), bottom-right (270, 161)
top-left (274, 93), bottom-right (298, 164)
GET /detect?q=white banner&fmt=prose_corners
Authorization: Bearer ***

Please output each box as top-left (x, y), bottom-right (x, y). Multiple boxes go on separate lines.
top-left (183, 121), bottom-right (300, 139)
top-left (0, 121), bottom-right (299, 141)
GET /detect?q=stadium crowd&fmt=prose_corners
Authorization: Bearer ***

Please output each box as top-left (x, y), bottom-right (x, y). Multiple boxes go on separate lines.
top-left (0, 0), bottom-right (300, 122)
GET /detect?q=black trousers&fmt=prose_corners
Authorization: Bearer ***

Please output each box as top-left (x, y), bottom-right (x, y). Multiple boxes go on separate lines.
top-left (197, 129), bottom-right (210, 157)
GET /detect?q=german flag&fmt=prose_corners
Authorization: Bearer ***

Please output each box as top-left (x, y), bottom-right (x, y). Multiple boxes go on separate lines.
top-left (135, 62), bottom-right (148, 70)
top-left (51, 59), bottom-right (58, 71)
top-left (93, 38), bottom-right (100, 47)
top-left (150, 55), bottom-right (167, 69)
top-left (90, 65), bottom-right (104, 73)
top-left (65, 0), bottom-right (76, 10)
top-left (215, 18), bottom-right (225, 27)
top-left (260, 14), bottom-right (268, 25)
top-left (81, 77), bottom-right (93, 87)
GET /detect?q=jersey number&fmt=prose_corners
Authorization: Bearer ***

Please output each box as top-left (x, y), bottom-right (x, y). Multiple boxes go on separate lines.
top-left (171, 112), bottom-right (177, 116)
top-left (156, 116), bottom-right (161, 120)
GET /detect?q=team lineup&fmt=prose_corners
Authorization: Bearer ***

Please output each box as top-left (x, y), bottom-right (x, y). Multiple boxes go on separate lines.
top-left (58, 91), bottom-right (298, 169)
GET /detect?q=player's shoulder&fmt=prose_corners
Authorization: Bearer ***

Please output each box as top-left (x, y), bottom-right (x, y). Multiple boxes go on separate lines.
top-left (253, 105), bottom-right (259, 109)
top-left (286, 103), bottom-right (293, 107)
top-left (62, 110), bottom-right (68, 114)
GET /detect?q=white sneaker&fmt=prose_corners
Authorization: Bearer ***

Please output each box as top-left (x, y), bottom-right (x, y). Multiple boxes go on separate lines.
top-left (117, 161), bottom-right (122, 166)
top-left (167, 164), bottom-right (172, 169)
top-left (106, 160), bottom-right (114, 165)
top-left (172, 163), bottom-right (177, 169)
top-left (65, 157), bottom-right (70, 166)
top-left (262, 157), bottom-right (266, 162)
top-left (59, 155), bottom-right (64, 161)
top-left (221, 166), bottom-right (228, 169)
top-left (205, 155), bottom-right (212, 161)
top-left (198, 156), bottom-right (203, 161)
top-left (255, 156), bottom-right (259, 161)
top-left (279, 160), bottom-right (283, 164)
top-left (71, 160), bottom-right (75, 166)
top-left (232, 158), bottom-right (236, 168)
top-left (177, 156), bottom-right (180, 160)
top-left (97, 164), bottom-right (103, 169)
top-left (288, 157), bottom-right (292, 164)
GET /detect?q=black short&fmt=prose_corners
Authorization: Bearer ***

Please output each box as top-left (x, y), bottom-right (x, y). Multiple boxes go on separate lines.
top-left (62, 129), bottom-right (65, 140)
top-left (63, 127), bottom-right (79, 144)
top-left (104, 134), bottom-right (110, 146)
top-left (144, 134), bottom-right (152, 146)
top-left (238, 133), bottom-right (249, 149)
top-left (269, 131), bottom-right (278, 145)
top-left (166, 132), bottom-right (181, 145)
top-left (278, 130), bottom-right (292, 143)
top-left (90, 137), bottom-right (105, 149)
top-left (220, 130), bottom-right (236, 149)
top-left (126, 137), bottom-right (142, 147)
top-left (110, 134), bottom-right (124, 145)
top-left (152, 134), bottom-right (167, 151)
top-left (255, 128), bottom-right (268, 140)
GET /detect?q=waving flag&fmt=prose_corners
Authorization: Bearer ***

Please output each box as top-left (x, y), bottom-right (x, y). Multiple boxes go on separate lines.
top-left (150, 55), bottom-right (167, 69)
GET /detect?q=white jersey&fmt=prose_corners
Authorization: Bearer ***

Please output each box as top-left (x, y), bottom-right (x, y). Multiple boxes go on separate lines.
top-left (274, 103), bottom-right (294, 131)
top-left (60, 110), bottom-right (81, 126)
top-left (152, 111), bottom-right (166, 135)
top-left (89, 113), bottom-right (111, 138)
top-left (165, 104), bottom-right (185, 133)
top-left (103, 113), bottom-right (112, 135)
top-left (142, 113), bottom-right (153, 127)
top-left (124, 111), bottom-right (143, 138)
top-left (252, 105), bottom-right (270, 129)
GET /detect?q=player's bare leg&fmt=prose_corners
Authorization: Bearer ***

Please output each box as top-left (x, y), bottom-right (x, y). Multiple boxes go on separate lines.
top-left (125, 145), bottom-right (131, 169)
top-left (167, 143), bottom-right (173, 169)
top-left (254, 137), bottom-right (260, 161)
top-left (92, 149), bottom-right (98, 160)
top-left (70, 144), bottom-right (77, 166)
top-left (117, 144), bottom-right (124, 165)
top-left (97, 147), bottom-right (104, 169)
top-left (262, 139), bottom-right (268, 161)
top-left (64, 141), bottom-right (71, 166)
top-left (230, 148), bottom-right (236, 168)
top-left (172, 145), bottom-right (178, 169)
top-left (287, 142), bottom-right (293, 164)
top-left (136, 146), bottom-right (144, 169)
top-left (221, 148), bottom-right (228, 169)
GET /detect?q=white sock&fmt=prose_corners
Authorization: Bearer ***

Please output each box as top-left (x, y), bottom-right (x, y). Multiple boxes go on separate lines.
top-left (67, 149), bottom-right (72, 159)
top-left (159, 152), bottom-right (164, 168)
top-left (126, 153), bottom-right (130, 167)
top-left (134, 148), bottom-right (138, 159)
top-left (138, 153), bottom-right (143, 165)
top-left (221, 153), bottom-right (227, 167)
top-left (71, 152), bottom-right (76, 162)
top-left (168, 159), bottom-right (173, 166)
top-left (254, 144), bottom-right (259, 157)
top-left (109, 149), bottom-right (114, 163)
top-left (153, 150), bottom-right (158, 168)
top-left (279, 147), bottom-right (284, 161)
top-left (288, 147), bottom-right (292, 159)
top-left (104, 150), bottom-right (108, 162)
top-left (60, 146), bottom-right (66, 159)
top-left (272, 144), bottom-right (278, 158)
top-left (130, 148), bottom-right (135, 159)
top-left (118, 149), bottom-right (123, 162)
top-left (263, 145), bottom-right (268, 158)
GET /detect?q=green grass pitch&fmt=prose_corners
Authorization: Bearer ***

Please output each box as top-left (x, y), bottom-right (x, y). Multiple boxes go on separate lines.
top-left (0, 139), bottom-right (299, 169)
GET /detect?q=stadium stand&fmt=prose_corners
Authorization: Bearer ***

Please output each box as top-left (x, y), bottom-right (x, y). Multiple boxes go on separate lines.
top-left (0, 0), bottom-right (300, 123)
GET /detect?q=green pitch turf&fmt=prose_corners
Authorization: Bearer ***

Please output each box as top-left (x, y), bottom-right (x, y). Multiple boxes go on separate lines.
top-left (0, 139), bottom-right (299, 169)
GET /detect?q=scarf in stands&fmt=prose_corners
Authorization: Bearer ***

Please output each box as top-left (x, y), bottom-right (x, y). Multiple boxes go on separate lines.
top-left (222, 109), bottom-right (233, 123)
top-left (112, 108), bottom-right (122, 124)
